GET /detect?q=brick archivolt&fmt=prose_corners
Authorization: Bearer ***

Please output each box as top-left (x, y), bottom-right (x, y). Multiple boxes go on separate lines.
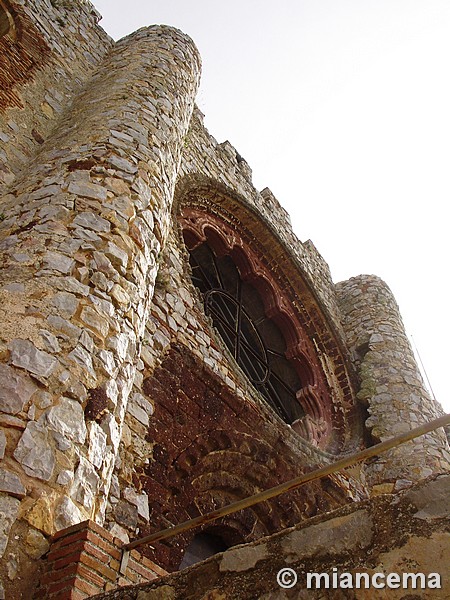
top-left (177, 194), bottom-right (362, 453)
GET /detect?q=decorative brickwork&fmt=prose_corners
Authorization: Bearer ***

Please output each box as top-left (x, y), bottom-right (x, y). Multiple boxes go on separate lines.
top-left (137, 346), bottom-right (358, 572)
top-left (34, 520), bottom-right (165, 599)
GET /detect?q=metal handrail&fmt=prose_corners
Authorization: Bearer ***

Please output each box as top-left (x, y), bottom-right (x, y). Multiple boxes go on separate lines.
top-left (120, 413), bottom-right (450, 572)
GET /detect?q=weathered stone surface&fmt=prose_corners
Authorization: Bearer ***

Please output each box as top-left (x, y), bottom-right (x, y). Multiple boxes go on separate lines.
top-left (282, 510), bottom-right (372, 559)
top-left (70, 456), bottom-right (100, 510)
top-left (47, 314), bottom-right (82, 338)
top-left (46, 397), bottom-right (87, 444)
top-left (406, 475), bottom-right (450, 520)
top-left (107, 523), bottom-right (129, 544)
top-left (33, 392), bottom-right (53, 410)
top-left (110, 283), bottom-right (130, 308)
top-left (0, 496), bottom-right (20, 558)
top-left (13, 421), bottom-right (55, 481)
top-left (87, 422), bottom-right (107, 469)
top-left (39, 329), bottom-right (61, 353)
top-left (105, 241), bottom-right (128, 269)
top-left (123, 488), bottom-right (150, 521)
top-left (24, 529), bottom-right (50, 559)
top-left (54, 497), bottom-right (83, 532)
top-left (68, 180), bottom-right (108, 201)
top-left (220, 544), bottom-right (268, 572)
top-left (72, 211), bottom-right (111, 232)
top-left (51, 291), bottom-right (78, 317)
top-left (80, 305), bottom-right (109, 338)
top-left (41, 251), bottom-right (75, 274)
top-left (114, 500), bottom-right (138, 530)
top-left (56, 469), bottom-right (73, 486)
top-left (107, 155), bottom-right (138, 174)
top-left (68, 344), bottom-right (95, 375)
top-left (24, 495), bottom-right (55, 536)
top-left (0, 469), bottom-right (26, 498)
top-left (100, 414), bottom-right (120, 452)
top-left (0, 364), bottom-right (36, 415)
top-left (9, 340), bottom-right (58, 379)
top-left (0, 431), bottom-right (5, 460)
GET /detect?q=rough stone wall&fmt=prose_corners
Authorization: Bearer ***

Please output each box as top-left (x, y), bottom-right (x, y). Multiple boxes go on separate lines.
top-left (91, 474), bottom-right (450, 600)
top-left (0, 14), bottom-right (201, 599)
top-left (0, 0), bottom-right (112, 191)
top-left (336, 275), bottom-right (450, 488)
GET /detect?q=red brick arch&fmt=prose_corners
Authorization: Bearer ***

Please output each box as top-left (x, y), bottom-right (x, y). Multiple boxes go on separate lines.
top-left (139, 347), bottom-right (353, 571)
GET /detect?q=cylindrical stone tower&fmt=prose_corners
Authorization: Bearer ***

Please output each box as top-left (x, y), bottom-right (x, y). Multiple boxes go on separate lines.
top-left (0, 23), bottom-right (200, 591)
top-left (336, 275), bottom-right (450, 490)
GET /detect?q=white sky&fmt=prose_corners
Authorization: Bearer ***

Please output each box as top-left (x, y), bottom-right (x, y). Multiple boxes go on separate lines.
top-left (92, 1), bottom-right (450, 412)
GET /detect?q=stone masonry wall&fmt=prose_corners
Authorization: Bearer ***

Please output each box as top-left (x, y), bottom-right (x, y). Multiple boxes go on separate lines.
top-left (0, 19), bottom-right (201, 600)
top-left (0, 0), bottom-right (112, 191)
top-left (336, 275), bottom-right (450, 489)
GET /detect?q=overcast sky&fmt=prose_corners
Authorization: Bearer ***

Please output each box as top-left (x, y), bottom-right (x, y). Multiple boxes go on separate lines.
top-left (92, 1), bottom-right (450, 412)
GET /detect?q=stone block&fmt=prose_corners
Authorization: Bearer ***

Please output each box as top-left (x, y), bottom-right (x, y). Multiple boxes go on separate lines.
top-left (54, 497), bottom-right (83, 532)
top-left (9, 339), bottom-right (58, 379)
top-left (24, 495), bottom-right (55, 536)
top-left (123, 487), bottom-right (150, 521)
top-left (51, 291), bottom-right (79, 317)
top-left (24, 528), bottom-right (50, 559)
top-left (406, 475), bottom-right (450, 520)
top-left (39, 329), bottom-right (61, 353)
top-left (68, 180), bottom-right (108, 201)
top-left (68, 344), bottom-right (96, 376)
top-left (0, 364), bottom-right (36, 415)
top-left (87, 422), bottom-right (107, 469)
top-left (100, 414), bottom-right (120, 452)
top-left (13, 421), bottom-right (55, 481)
top-left (0, 431), bottom-right (5, 460)
top-left (72, 210), bottom-right (111, 232)
top-left (105, 241), bottom-right (129, 269)
top-left (46, 397), bottom-right (87, 444)
top-left (41, 251), bottom-right (75, 274)
top-left (0, 469), bottom-right (26, 498)
top-left (80, 305), bottom-right (110, 337)
top-left (0, 496), bottom-right (20, 558)
top-left (70, 456), bottom-right (100, 510)
top-left (219, 544), bottom-right (268, 573)
top-left (115, 499), bottom-right (138, 529)
top-left (282, 510), bottom-right (372, 559)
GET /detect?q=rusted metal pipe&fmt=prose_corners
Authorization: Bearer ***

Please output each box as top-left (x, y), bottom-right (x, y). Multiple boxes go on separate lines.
top-left (123, 413), bottom-right (450, 552)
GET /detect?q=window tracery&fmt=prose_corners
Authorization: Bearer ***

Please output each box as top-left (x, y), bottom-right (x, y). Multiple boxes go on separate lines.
top-left (180, 206), bottom-right (336, 448)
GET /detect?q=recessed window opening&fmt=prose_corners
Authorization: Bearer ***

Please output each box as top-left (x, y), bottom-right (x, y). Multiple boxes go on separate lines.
top-left (186, 239), bottom-right (305, 425)
top-left (178, 531), bottom-right (229, 570)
